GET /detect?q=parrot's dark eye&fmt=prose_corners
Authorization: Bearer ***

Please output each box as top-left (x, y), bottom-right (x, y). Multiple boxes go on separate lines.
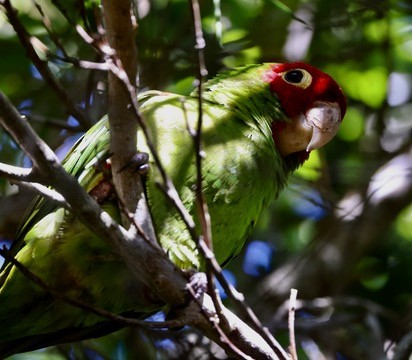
top-left (282, 68), bottom-right (312, 89)
top-left (284, 70), bottom-right (304, 84)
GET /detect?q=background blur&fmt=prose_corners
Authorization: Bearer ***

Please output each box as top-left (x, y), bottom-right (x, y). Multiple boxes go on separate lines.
top-left (0, 0), bottom-right (411, 359)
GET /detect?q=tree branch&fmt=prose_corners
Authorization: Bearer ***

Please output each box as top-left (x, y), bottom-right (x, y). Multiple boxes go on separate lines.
top-left (288, 289), bottom-right (298, 360)
top-left (100, 0), bottom-right (156, 245)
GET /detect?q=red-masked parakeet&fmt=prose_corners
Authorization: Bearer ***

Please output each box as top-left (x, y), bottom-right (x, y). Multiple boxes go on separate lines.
top-left (0, 62), bottom-right (346, 356)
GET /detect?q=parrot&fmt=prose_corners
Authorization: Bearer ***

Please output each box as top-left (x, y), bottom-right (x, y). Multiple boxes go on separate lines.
top-left (0, 62), bottom-right (346, 356)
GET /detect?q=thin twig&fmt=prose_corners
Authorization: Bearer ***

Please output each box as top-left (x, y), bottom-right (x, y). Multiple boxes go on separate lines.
top-left (0, 160), bottom-right (69, 208)
top-left (0, 162), bottom-right (34, 181)
top-left (189, 0), bottom-right (211, 255)
top-left (47, 52), bottom-right (110, 71)
top-left (272, 295), bottom-right (398, 329)
top-left (288, 289), bottom-right (298, 360)
top-left (83, 53), bottom-right (107, 116)
top-left (189, 0), bottom-right (230, 334)
top-left (186, 282), bottom-right (253, 360)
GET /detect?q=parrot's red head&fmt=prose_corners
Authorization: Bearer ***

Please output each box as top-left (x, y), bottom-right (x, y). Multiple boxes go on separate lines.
top-left (263, 62), bottom-right (347, 167)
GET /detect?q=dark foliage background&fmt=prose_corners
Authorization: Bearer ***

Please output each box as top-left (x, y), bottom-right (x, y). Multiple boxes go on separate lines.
top-left (0, 0), bottom-right (411, 359)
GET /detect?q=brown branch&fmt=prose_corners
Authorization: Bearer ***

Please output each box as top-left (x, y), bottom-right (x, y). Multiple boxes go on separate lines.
top-left (188, 0), bottom-right (231, 343)
top-left (0, 162), bottom-right (33, 181)
top-left (73, 25), bottom-right (199, 243)
top-left (10, 181), bottom-right (69, 209)
top-left (47, 52), bottom-right (110, 71)
top-left (0, 163), bottom-right (68, 207)
top-left (185, 279), bottom-right (252, 360)
top-left (288, 289), bottom-right (298, 360)
top-left (197, 237), bottom-right (290, 360)
top-left (100, 0), bottom-right (156, 244)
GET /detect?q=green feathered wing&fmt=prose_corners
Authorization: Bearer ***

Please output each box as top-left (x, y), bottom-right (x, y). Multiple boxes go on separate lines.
top-left (0, 64), bottom-right (291, 355)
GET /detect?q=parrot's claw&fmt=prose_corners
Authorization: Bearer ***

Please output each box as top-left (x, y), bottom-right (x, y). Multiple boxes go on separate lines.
top-left (118, 152), bottom-right (150, 176)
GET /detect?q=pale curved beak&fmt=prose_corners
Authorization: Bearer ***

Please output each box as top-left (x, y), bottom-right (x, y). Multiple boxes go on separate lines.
top-left (276, 101), bottom-right (342, 156)
top-left (305, 101), bottom-right (341, 152)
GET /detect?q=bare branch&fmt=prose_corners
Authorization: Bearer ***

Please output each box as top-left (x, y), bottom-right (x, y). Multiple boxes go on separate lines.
top-left (0, 162), bottom-right (33, 181)
top-left (100, 0), bottom-right (156, 247)
top-left (196, 295), bottom-right (283, 360)
top-left (190, 0), bottom-right (211, 248)
top-left (197, 237), bottom-right (291, 360)
top-left (188, 0), bottom-right (232, 344)
top-left (11, 181), bottom-right (69, 209)
top-left (288, 289), bottom-right (298, 360)
top-left (47, 52), bottom-right (110, 71)
top-left (185, 279), bottom-right (253, 360)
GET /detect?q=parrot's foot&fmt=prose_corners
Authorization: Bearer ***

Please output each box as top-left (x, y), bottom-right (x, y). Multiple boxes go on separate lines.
top-left (118, 152), bottom-right (150, 176)
top-left (186, 271), bottom-right (208, 300)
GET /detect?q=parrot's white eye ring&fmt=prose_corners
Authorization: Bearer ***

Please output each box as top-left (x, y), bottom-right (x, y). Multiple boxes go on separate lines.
top-left (282, 69), bottom-right (312, 89)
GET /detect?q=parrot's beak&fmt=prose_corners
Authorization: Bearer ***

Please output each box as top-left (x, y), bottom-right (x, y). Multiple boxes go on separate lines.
top-left (304, 101), bottom-right (342, 152)
top-left (276, 101), bottom-right (342, 156)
